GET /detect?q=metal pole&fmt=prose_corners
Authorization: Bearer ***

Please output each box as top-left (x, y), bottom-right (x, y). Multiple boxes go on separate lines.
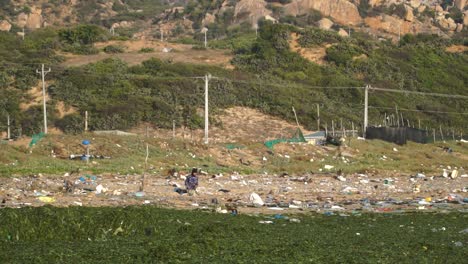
top-left (161, 29), bottom-right (164, 42)
top-left (172, 120), bottom-right (176, 139)
top-left (204, 31), bottom-right (207, 48)
top-left (7, 114), bottom-right (10, 140)
top-left (352, 122), bottom-right (355, 137)
top-left (204, 74), bottom-right (210, 144)
top-left (85, 111), bottom-right (88, 132)
top-left (332, 120), bottom-right (335, 137)
top-left (439, 125), bottom-right (444, 141)
top-left (316, 103), bottom-right (320, 131)
top-left (364, 85), bottom-right (369, 137)
top-left (395, 105), bottom-right (399, 127)
top-left (36, 64), bottom-right (51, 134)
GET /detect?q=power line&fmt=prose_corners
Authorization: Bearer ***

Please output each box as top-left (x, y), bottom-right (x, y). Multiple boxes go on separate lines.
top-left (371, 87), bottom-right (468, 99)
top-left (368, 106), bottom-right (468, 115)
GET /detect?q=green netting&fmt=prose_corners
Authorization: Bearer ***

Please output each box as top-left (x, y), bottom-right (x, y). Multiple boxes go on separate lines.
top-left (29, 133), bottom-right (45, 147)
top-left (226, 144), bottom-right (245, 150)
top-left (264, 128), bottom-right (306, 149)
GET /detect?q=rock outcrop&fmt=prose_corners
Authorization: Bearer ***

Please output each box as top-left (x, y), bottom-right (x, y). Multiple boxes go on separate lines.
top-left (318, 18), bottom-right (334, 30)
top-left (284, 0), bottom-right (362, 25)
top-left (16, 7), bottom-right (43, 29)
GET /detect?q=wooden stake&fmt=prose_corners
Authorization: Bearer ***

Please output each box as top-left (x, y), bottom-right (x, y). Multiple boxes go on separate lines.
top-left (352, 122), bottom-right (355, 137)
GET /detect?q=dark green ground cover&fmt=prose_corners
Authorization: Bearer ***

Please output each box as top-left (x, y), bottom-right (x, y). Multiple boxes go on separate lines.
top-left (0, 206), bottom-right (467, 263)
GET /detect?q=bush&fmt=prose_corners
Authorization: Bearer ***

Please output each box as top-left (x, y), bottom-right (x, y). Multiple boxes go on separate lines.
top-left (55, 113), bottom-right (84, 134)
top-left (298, 28), bottom-right (342, 47)
top-left (103, 45), bottom-right (125, 53)
top-left (326, 42), bottom-right (364, 66)
top-left (139, 47), bottom-right (155, 53)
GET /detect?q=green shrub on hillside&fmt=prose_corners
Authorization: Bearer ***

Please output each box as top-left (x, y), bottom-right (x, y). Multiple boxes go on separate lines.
top-left (326, 42), bottom-right (365, 66)
top-left (55, 113), bottom-right (84, 134)
top-left (298, 28), bottom-right (342, 47)
top-left (103, 45), bottom-right (125, 53)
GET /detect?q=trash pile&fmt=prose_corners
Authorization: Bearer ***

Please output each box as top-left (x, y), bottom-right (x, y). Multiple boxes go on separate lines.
top-left (0, 167), bottom-right (466, 213)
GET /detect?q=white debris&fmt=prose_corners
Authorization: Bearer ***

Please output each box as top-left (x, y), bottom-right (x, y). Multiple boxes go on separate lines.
top-left (249, 192), bottom-right (264, 206)
top-left (259, 221), bottom-right (273, 224)
top-left (337, 175), bottom-right (346, 182)
top-left (324, 165), bottom-right (334, 170)
top-left (393, 148), bottom-right (398, 152)
top-left (95, 184), bottom-right (107, 194)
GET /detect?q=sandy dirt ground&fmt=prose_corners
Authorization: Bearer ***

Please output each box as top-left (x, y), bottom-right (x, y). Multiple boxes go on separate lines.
top-left (62, 40), bottom-right (233, 68)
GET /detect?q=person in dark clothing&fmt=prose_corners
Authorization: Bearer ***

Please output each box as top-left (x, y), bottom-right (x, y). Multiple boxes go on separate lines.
top-left (185, 168), bottom-right (199, 195)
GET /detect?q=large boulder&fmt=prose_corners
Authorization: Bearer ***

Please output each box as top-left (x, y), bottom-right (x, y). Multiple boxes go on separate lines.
top-left (0, 20), bottom-right (12, 32)
top-left (202, 13), bottom-right (216, 26)
top-left (284, 0), bottom-right (362, 25)
top-left (17, 7), bottom-right (44, 30)
top-left (234, 0), bottom-right (271, 25)
top-left (26, 7), bottom-right (43, 29)
top-left (438, 17), bottom-right (458, 31)
top-left (404, 5), bottom-right (414, 22)
top-left (338, 28), bottom-right (349, 37)
top-left (408, 0), bottom-right (422, 9)
top-left (318, 18), bottom-right (334, 30)
top-left (454, 0), bottom-right (466, 10)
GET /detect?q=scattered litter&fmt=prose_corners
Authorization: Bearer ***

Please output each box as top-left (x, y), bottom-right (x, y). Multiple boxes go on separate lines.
top-left (324, 165), bottom-right (334, 170)
top-left (38, 197), bottom-right (55, 203)
top-left (135, 191), bottom-right (145, 198)
top-left (249, 192), bottom-right (264, 206)
top-left (336, 175), bottom-right (346, 182)
top-left (259, 221), bottom-right (273, 224)
top-left (267, 207), bottom-right (284, 211)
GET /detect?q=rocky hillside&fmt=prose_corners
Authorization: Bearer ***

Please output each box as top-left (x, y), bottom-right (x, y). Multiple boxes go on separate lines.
top-left (0, 0), bottom-right (467, 40)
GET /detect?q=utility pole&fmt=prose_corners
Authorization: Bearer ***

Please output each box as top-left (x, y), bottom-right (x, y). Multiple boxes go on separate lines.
top-left (364, 85), bottom-right (369, 138)
top-left (316, 103), bottom-right (320, 131)
top-left (36, 64), bottom-right (51, 134)
top-left (7, 114), bottom-right (10, 140)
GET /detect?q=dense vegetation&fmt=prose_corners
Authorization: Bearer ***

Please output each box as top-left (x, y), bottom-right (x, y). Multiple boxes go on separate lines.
top-left (0, 207), bottom-right (467, 263)
top-left (0, 22), bottom-right (467, 137)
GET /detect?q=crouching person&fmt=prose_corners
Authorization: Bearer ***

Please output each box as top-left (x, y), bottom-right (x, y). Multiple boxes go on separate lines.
top-left (185, 168), bottom-right (199, 196)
